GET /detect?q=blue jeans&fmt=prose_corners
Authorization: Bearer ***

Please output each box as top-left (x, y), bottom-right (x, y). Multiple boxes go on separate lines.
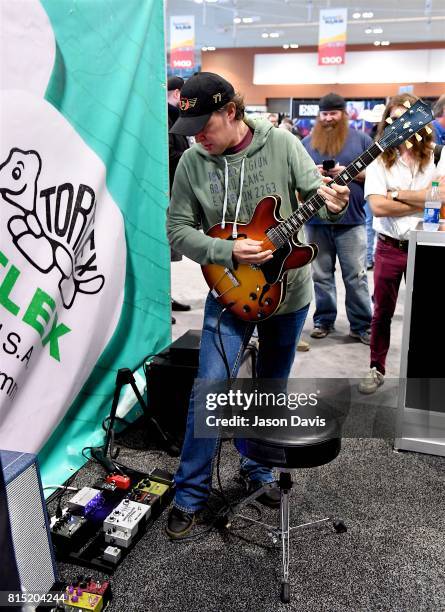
top-left (364, 200), bottom-right (375, 266)
top-left (305, 224), bottom-right (372, 334)
top-left (173, 294), bottom-right (309, 513)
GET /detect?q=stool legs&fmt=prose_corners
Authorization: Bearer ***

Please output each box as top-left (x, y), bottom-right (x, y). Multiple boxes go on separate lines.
top-left (279, 472), bottom-right (292, 603)
top-left (222, 469), bottom-right (347, 605)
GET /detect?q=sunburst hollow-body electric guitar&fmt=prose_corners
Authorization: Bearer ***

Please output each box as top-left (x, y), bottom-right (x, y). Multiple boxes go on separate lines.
top-left (202, 99), bottom-right (433, 322)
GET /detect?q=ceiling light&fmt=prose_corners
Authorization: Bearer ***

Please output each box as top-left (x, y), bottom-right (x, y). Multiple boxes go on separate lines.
top-left (242, 17), bottom-right (253, 23)
top-left (282, 44), bottom-right (290, 49)
top-left (202, 46), bottom-right (208, 51)
top-left (194, 0), bottom-right (203, 3)
top-left (362, 12), bottom-right (374, 18)
top-left (269, 32), bottom-right (280, 38)
top-left (233, 17), bottom-right (241, 24)
top-left (373, 27), bottom-right (383, 34)
top-left (365, 28), bottom-right (372, 34)
top-left (352, 12), bottom-right (361, 19)
top-left (205, 0), bottom-right (218, 3)
top-left (290, 43), bottom-right (299, 48)
top-left (207, 46), bottom-right (216, 51)
top-left (374, 41), bottom-right (381, 46)
top-left (381, 41), bottom-right (390, 46)
top-left (261, 32), bottom-right (269, 38)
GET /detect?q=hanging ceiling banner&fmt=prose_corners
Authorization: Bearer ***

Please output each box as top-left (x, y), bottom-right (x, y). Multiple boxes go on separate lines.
top-left (170, 15), bottom-right (195, 71)
top-left (318, 8), bottom-right (348, 66)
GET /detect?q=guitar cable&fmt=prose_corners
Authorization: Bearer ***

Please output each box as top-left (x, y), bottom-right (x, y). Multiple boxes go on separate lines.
top-left (171, 306), bottom-right (263, 542)
top-left (213, 305), bottom-right (263, 528)
top-left (216, 306), bottom-right (232, 380)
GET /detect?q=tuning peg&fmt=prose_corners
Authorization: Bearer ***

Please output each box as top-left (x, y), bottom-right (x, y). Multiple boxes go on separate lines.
top-left (425, 126), bottom-right (432, 134)
top-left (385, 117), bottom-right (393, 124)
top-left (403, 100), bottom-right (411, 109)
top-left (405, 140), bottom-right (413, 149)
top-left (414, 133), bottom-right (422, 142)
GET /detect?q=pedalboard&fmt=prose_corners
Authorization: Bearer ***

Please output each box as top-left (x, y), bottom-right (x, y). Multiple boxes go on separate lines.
top-left (49, 467), bottom-right (174, 572)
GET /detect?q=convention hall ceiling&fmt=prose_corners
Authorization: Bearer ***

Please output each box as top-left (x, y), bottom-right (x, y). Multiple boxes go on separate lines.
top-left (166, 0), bottom-right (445, 49)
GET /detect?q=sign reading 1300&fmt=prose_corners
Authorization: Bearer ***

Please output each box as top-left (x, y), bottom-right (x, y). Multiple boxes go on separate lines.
top-left (320, 56), bottom-right (343, 64)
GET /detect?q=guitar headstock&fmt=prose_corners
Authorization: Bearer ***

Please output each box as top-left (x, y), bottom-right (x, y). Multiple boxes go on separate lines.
top-left (378, 98), bottom-right (434, 152)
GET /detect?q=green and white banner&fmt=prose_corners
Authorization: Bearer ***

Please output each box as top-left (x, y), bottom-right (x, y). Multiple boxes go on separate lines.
top-left (0, 0), bottom-right (170, 487)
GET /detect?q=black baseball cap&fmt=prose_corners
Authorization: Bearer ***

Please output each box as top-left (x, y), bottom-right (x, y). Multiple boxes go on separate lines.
top-left (169, 72), bottom-right (235, 136)
top-left (319, 92), bottom-right (346, 112)
top-left (167, 76), bottom-right (184, 91)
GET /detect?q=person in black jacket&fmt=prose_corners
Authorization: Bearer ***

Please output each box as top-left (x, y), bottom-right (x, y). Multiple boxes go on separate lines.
top-left (168, 76), bottom-right (190, 190)
top-left (168, 76), bottom-right (191, 315)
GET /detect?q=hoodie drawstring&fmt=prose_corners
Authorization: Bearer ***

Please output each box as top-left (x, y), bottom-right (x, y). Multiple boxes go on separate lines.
top-left (221, 157), bottom-right (230, 230)
top-left (220, 157), bottom-right (246, 239)
top-left (232, 158), bottom-right (245, 238)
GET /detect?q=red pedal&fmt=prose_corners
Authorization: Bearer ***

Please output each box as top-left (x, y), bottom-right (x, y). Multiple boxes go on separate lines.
top-left (105, 474), bottom-right (130, 490)
top-left (85, 579), bottom-right (111, 600)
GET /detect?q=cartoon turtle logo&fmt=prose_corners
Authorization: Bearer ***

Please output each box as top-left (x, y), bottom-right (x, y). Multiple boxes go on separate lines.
top-left (0, 148), bottom-right (105, 309)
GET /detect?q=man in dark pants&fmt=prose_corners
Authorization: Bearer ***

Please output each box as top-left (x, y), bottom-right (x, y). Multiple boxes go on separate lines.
top-left (168, 75), bottom-right (191, 317)
top-left (359, 93), bottom-right (439, 393)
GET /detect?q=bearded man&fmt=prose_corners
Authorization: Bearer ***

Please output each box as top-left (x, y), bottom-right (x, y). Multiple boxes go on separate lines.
top-left (302, 93), bottom-right (373, 344)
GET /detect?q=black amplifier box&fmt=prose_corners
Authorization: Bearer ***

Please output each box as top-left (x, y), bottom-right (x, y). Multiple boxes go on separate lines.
top-left (169, 329), bottom-right (201, 366)
top-left (146, 330), bottom-right (201, 443)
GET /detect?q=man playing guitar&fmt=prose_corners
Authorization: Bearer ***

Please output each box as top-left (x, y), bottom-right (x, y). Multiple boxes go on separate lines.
top-left (166, 72), bottom-right (349, 539)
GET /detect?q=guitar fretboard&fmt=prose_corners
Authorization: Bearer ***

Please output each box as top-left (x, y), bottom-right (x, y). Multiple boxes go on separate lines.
top-left (266, 141), bottom-right (383, 247)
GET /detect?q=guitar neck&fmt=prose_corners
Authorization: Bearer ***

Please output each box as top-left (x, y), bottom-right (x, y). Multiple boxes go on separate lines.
top-left (274, 141), bottom-right (383, 244)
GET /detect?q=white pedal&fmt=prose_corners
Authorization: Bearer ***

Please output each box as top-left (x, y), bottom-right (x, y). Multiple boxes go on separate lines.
top-left (103, 545), bottom-right (121, 564)
top-left (103, 499), bottom-right (150, 536)
top-left (104, 527), bottom-right (134, 548)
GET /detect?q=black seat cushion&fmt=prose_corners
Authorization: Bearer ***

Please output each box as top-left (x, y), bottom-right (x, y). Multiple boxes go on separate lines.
top-left (235, 436), bottom-right (341, 469)
top-left (234, 401), bottom-right (343, 468)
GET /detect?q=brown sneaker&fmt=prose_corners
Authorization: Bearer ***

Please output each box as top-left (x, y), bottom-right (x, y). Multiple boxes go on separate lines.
top-left (297, 339), bottom-right (310, 352)
top-left (310, 327), bottom-right (331, 339)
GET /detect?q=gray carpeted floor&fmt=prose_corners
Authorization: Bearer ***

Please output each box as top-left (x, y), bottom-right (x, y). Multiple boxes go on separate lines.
top-left (53, 258), bottom-right (445, 611)
top-left (55, 434), bottom-right (445, 612)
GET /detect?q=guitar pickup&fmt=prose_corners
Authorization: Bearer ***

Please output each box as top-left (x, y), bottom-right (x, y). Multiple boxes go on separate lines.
top-left (224, 268), bottom-right (240, 287)
top-left (210, 268), bottom-right (240, 298)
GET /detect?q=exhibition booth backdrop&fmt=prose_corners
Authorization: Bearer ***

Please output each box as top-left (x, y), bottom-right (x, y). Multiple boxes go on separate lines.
top-left (0, 0), bottom-right (170, 489)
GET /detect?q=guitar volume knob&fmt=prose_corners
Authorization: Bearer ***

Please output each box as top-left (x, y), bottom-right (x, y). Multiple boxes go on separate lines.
top-left (249, 293), bottom-right (257, 301)
top-left (242, 305), bottom-right (251, 313)
top-left (264, 298), bottom-right (273, 306)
